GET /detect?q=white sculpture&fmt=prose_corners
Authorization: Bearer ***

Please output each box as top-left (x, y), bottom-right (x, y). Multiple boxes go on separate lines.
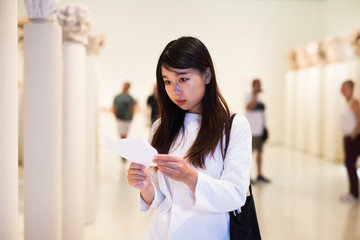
top-left (287, 50), bottom-right (298, 70)
top-left (305, 42), bottom-right (325, 67)
top-left (25, 0), bottom-right (59, 22)
top-left (57, 4), bottom-right (92, 46)
top-left (348, 30), bottom-right (360, 59)
top-left (322, 37), bottom-right (354, 63)
top-left (294, 46), bottom-right (311, 69)
top-left (87, 24), bottom-right (105, 55)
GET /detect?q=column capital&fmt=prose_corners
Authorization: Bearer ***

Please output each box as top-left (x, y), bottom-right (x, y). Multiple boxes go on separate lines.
top-left (57, 4), bottom-right (92, 46)
top-left (87, 25), bottom-right (105, 55)
top-left (287, 50), bottom-right (298, 71)
top-left (322, 37), bottom-right (354, 63)
top-left (25, 0), bottom-right (59, 22)
top-left (294, 46), bottom-right (311, 69)
top-left (348, 30), bottom-right (360, 60)
top-left (305, 41), bottom-right (325, 67)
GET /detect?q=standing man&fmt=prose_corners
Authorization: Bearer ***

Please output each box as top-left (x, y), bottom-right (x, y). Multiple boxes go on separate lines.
top-left (245, 78), bottom-right (271, 183)
top-left (113, 82), bottom-right (136, 151)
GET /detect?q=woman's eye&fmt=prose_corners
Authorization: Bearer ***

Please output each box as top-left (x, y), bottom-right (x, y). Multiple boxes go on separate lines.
top-left (164, 80), bottom-right (171, 85)
top-left (179, 78), bottom-right (188, 82)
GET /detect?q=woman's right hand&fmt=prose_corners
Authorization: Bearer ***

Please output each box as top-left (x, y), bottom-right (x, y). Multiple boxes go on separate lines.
top-left (127, 162), bottom-right (151, 190)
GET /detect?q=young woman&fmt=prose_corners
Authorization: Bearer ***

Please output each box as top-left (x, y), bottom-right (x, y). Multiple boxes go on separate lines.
top-left (127, 36), bottom-right (252, 239)
top-left (340, 80), bottom-right (360, 202)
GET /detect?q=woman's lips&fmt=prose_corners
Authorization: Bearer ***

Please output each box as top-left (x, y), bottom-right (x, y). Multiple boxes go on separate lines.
top-left (176, 100), bottom-right (186, 105)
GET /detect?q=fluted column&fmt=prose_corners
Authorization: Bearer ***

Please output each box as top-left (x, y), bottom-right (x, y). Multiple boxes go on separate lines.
top-left (57, 4), bottom-right (92, 240)
top-left (305, 42), bottom-right (325, 156)
top-left (321, 38), bottom-right (350, 162)
top-left (0, 0), bottom-right (18, 239)
top-left (84, 29), bottom-right (104, 224)
top-left (23, 1), bottom-right (62, 240)
top-left (284, 70), bottom-right (295, 147)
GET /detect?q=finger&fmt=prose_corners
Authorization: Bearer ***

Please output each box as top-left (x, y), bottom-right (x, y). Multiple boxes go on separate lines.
top-left (129, 162), bottom-right (146, 169)
top-left (155, 161), bottom-right (176, 169)
top-left (154, 154), bottom-right (179, 162)
top-left (127, 173), bottom-right (146, 182)
top-left (127, 169), bottom-right (146, 178)
top-left (158, 165), bottom-right (179, 176)
top-left (127, 167), bottom-right (145, 176)
top-left (128, 180), bottom-right (147, 188)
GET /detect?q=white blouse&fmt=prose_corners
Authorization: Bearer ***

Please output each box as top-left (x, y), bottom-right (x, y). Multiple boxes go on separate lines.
top-left (140, 113), bottom-right (252, 240)
top-left (341, 100), bottom-right (358, 136)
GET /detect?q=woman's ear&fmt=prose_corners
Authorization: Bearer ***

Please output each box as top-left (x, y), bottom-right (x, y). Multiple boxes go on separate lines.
top-left (204, 68), bottom-right (211, 84)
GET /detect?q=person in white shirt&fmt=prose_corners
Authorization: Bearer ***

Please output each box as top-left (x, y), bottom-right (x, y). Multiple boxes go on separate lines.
top-left (340, 80), bottom-right (360, 202)
top-left (245, 79), bottom-right (271, 183)
top-left (126, 36), bottom-right (252, 239)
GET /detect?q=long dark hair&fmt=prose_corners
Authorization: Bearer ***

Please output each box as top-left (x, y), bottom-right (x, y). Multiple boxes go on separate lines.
top-left (151, 36), bottom-right (231, 168)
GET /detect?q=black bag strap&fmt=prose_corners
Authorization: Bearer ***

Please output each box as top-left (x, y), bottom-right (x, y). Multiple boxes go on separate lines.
top-left (224, 113), bottom-right (236, 156)
top-left (225, 113), bottom-right (253, 197)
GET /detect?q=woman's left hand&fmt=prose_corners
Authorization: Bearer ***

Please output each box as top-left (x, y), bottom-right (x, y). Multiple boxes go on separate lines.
top-left (153, 154), bottom-right (198, 191)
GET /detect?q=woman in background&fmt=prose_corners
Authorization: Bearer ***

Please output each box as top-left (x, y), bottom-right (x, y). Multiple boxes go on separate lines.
top-left (340, 79), bottom-right (360, 202)
top-left (126, 36), bottom-right (252, 239)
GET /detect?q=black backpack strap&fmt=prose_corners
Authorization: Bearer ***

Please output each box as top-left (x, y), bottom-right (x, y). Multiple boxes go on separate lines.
top-left (224, 113), bottom-right (236, 156)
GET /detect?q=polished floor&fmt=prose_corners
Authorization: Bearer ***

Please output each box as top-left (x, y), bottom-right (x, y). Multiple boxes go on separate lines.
top-left (18, 112), bottom-right (360, 240)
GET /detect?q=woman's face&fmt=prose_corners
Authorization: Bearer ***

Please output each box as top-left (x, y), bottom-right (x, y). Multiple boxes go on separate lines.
top-left (161, 66), bottom-right (210, 114)
top-left (341, 83), bottom-right (353, 100)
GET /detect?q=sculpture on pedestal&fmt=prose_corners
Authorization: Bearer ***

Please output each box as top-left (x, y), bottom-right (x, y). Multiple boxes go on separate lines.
top-left (294, 46), bottom-right (311, 69)
top-left (348, 30), bottom-right (360, 59)
top-left (287, 50), bottom-right (298, 71)
top-left (322, 37), bottom-right (354, 63)
top-left (87, 24), bottom-right (105, 55)
top-left (25, 0), bottom-right (59, 22)
top-left (57, 4), bottom-right (92, 46)
top-left (305, 41), bottom-right (325, 67)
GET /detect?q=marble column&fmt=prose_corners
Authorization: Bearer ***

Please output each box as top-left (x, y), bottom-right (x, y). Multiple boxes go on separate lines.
top-left (57, 4), bottom-right (92, 240)
top-left (84, 30), bottom-right (104, 224)
top-left (305, 42), bottom-right (325, 156)
top-left (322, 62), bottom-right (345, 162)
top-left (0, 0), bottom-right (18, 239)
top-left (293, 46), bottom-right (311, 151)
top-left (321, 38), bottom-right (353, 162)
top-left (24, 23), bottom-right (63, 240)
top-left (23, 1), bottom-right (62, 240)
top-left (306, 66), bottom-right (323, 156)
top-left (284, 71), bottom-right (296, 147)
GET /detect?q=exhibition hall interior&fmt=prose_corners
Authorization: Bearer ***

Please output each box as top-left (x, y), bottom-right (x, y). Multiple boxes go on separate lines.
top-left (1, 0), bottom-right (360, 239)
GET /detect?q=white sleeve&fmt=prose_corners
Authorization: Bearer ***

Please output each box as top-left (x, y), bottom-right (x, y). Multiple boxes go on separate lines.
top-left (140, 119), bottom-right (166, 212)
top-left (191, 115), bottom-right (252, 213)
top-left (140, 168), bottom-right (166, 212)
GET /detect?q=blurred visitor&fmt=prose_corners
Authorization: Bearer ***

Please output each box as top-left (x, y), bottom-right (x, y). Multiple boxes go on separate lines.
top-left (245, 78), bottom-right (271, 183)
top-left (340, 79), bottom-right (360, 202)
top-left (112, 81), bottom-right (137, 163)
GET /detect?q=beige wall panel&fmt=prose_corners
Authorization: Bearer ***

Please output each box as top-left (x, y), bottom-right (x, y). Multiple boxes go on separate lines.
top-left (23, 23), bottom-right (63, 240)
top-left (62, 41), bottom-right (86, 240)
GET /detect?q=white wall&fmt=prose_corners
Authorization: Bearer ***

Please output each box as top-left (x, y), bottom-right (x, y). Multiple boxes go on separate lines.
top-left (18, 0), bottom-right (327, 143)
top-left (324, 0), bottom-right (360, 38)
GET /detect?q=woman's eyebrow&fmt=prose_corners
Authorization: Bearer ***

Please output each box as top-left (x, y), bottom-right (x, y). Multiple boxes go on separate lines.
top-left (174, 71), bottom-right (188, 76)
top-left (162, 70), bottom-right (189, 79)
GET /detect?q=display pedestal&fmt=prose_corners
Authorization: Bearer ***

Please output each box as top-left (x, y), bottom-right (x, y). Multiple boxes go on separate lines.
top-left (62, 40), bottom-right (87, 240)
top-left (84, 54), bottom-right (99, 224)
top-left (24, 23), bottom-right (63, 240)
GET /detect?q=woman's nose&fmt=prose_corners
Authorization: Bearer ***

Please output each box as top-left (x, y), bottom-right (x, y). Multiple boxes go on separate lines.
top-left (174, 82), bottom-right (182, 94)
